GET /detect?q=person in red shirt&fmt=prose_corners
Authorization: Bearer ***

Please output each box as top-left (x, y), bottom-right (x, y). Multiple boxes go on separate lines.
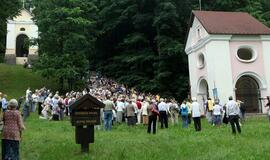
top-left (136, 99), bottom-right (142, 124)
top-left (2, 99), bottom-right (25, 160)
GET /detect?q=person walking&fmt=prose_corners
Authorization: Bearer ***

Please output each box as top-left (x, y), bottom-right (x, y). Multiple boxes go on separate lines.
top-left (2, 99), bottom-right (25, 160)
top-left (206, 97), bottom-right (214, 125)
top-left (226, 96), bottom-right (241, 134)
top-left (191, 97), bottom-right (202, 131)
top-left (213, 99), bottom-right (223, 127)
top-left (238, 100), bottom-right (246, 122)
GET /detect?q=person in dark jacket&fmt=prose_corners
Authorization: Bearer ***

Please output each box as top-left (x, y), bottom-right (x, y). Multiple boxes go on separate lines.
top-left (147, 100), bottom-right (159, 134)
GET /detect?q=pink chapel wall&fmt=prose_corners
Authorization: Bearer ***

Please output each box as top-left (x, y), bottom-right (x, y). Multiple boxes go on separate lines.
top-left (229, 40), bottom-right (268, 113)
top-left (194, 48), bottom-right (208, 106)
top-left (229, 41), bottom-right (265, 80)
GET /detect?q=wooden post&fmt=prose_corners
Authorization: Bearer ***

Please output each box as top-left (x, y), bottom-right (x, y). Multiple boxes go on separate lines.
top-left (70, 94), bottom-right (105, 154)
top-left (81, 143), bottom-right (89, 153)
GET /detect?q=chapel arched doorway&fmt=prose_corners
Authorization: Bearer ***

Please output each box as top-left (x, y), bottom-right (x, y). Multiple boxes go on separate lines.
top-left (235, 76), bottom-right (261, 113)
top-left (198, 79), bottom-right (209, 102)
top-left (16, 34), bottom-right (29, 57)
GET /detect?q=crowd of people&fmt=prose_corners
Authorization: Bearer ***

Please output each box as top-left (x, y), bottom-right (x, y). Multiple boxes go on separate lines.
top-left (1, 75), bottom-right (270, 159)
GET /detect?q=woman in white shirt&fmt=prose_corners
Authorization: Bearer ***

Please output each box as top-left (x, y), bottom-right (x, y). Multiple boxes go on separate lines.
top-left (213, 100), bottom-right (223, 127)
top-left (141, 100), bottom-right (149, 125)
top-left (191, 97), bottom-right (202, 131)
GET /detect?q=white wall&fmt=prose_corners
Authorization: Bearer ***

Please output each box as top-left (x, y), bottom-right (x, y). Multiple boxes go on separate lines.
top-left (205, 40), bottom-right (234, 105)
top-left (185, 17), bottom-right (209, 52)
top-left (262, 38), bottom-right (270, 110)
top-left (6, 23), bottom-right (16, 50)
top-left (5, 9), bottom-right (38, 58)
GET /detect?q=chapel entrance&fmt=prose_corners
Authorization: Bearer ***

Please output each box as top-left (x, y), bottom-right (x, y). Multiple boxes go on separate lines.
top-left (235, 76), bottom-right (261, 113)
top-left (198, 79), bottom-right (209, 103)
top-left (16, 34), bottom-right (29, 57)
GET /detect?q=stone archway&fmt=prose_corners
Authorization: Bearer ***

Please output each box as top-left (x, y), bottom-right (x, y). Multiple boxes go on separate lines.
top-left (198, 79), bottom-right (209, 102)
top-left (235, 76), bottom-right (261, 113)
top-left (16, 34), bottom-right (29, 57)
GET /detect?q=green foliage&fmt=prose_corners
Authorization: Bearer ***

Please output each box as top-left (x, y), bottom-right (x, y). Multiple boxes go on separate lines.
top-left (94, 0), bottom-right (191, 99)
top-left (32, 0), bottom-right (98, 90)
top-left (0, 0), bottom-right (21, 62)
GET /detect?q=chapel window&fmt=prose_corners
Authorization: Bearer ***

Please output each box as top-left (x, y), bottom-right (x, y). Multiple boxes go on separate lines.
top-left (197, 53), bottom-right (205, 69)
top-left (237, 47), bottom-right (256, 62)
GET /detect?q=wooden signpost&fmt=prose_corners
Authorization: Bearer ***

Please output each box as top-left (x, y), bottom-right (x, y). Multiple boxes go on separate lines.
top-left (70, 94), bottom-right (104, 153)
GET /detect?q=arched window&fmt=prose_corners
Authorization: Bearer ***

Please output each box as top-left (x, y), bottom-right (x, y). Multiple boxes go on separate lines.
top-left (197, 53), bottom-right (205, 69)
top-left (20, 27), bottom-right (25, 31)
top-left (236, 47), bottom-right (257, 62)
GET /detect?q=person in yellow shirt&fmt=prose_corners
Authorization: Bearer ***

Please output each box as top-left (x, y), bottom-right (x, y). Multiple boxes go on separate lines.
top-left (206, 97), bottom-right (214, 125)
top-left (156, 95), bottom-right (160, 102)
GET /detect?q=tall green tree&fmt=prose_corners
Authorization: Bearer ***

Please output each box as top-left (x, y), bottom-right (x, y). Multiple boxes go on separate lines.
top-left (94, 0), bottom-right (192, 99)
top-left (32, 0), bottom-right (98, 90)
top-left (0, 0), bottom-right (21, 62)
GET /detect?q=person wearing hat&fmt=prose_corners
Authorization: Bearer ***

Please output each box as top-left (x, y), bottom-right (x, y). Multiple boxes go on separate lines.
top-left (2, 99), bottom-right (25, 160)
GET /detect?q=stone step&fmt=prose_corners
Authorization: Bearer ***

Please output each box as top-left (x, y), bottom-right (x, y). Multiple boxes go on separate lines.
top-left (245, 113), bottom-right (267, 117)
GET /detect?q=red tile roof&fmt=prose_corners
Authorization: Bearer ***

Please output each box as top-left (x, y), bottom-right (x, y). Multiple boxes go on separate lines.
top-left (192, 10), bottom-right (270, 35)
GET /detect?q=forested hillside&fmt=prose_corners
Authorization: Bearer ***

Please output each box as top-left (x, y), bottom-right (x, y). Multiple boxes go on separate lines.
top-left (1, 0), bottom-right (270, 99)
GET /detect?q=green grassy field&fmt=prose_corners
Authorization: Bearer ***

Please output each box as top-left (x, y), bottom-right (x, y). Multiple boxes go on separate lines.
top-left (1, 114), bottom-right (268, 160)
top-left (0, 63), bottom-right (57, 99)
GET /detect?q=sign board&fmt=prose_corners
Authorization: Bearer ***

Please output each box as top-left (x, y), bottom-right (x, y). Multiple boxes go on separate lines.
top-left (70, 94), bottom-right (105, 126)
top-left (212, 88), bottom-right (218, 100)
top-left (70, 94), bottom-right (104, 153)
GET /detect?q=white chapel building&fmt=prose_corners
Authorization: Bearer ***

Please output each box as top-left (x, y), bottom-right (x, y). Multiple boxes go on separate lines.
top-left (5, 8), bottom-right (38, 64)
top-left (185, 11), bottom-right (270, 113)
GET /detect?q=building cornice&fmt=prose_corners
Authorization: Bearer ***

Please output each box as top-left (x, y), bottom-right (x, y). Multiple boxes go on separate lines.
top-left (8, 20), bottom-right (35, 25)
top-left (185, 35), bottom-right (232, 55)
top-left (260, 35), bottom-right (270, 41)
